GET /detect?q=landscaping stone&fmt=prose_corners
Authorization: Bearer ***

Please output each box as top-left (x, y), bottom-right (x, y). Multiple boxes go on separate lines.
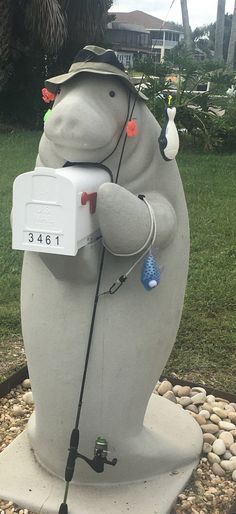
top-left (213, 407), bottom-right (229, 419)
top-left (230, 442), bottom-right (236, 456)
top-left (208, 452), bottom-right (221, 464)
top-left (22, 379), bottom-right (31, 389)
top-left (212, 439), bottom-right (226, 456)
top-left (178, 396), bottom-right (192, 407)
top-left (202, 402), bottom-right (214, 413)
top-left (203, 433), bottom-right (216, 444)
top-left (223, 450), bottom-right (233, 460)
top-left (194, 414), bottom-right (207, 425)
top-left (210, 413), bottom-right (221, 424)
top-left (228, 412), bottom-right (236, 423)
top-left (221, 460), bottom-right (235, 472)
top-left (199, 409), bottom-right (210, 419)
top-left (201, 423), bottom-right (219, 434)
top-left (162, 390), bottom-right (177, 403)
top-left (157, 380), bottom-right (172, 395)
top-left (22, 392), bottom-right (34, 406)
top-left (185, 404), bottom-right (198, 413)
top-left (1, 378), bottom-right (236, 514)
top-left (219, 431), bottom-right (234, 448)
top-left (191, 392), bottom-right (207, 405)
top-left (177, 386), bottom-right (191, 397)
top-left (206, 395), bottom-right (215, 403)
top-left (212, 462), bottom-right (225, 477)
top-left (202, 442), bottom-right (212, 453)
top-left (219, 421), bottom-right (236, 431)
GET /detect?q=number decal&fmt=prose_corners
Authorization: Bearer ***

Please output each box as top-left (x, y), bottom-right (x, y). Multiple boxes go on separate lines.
top-left (27, 232), bottom-right (61, 247)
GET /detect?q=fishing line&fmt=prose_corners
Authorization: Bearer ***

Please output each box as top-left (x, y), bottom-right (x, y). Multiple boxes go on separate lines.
top-left (58, 75), bottom-right (146, 514)
top-left (100, 90), bottom-right (132, 165)
top-left (161, 0), bottom-right (177, 28)
top-left (101, 199), bottom-right (157, 295)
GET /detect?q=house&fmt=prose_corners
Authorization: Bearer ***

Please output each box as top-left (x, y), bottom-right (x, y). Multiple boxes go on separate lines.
top-left (107, 10), bottom-right (184, 68)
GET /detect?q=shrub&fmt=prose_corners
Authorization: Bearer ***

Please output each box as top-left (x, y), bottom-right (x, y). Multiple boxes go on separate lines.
top-left (137, 54), bottom-right (236, 152)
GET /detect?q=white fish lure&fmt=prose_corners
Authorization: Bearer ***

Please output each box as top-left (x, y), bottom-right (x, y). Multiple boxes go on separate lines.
top-left (158, 106), bottom-right (180, 161)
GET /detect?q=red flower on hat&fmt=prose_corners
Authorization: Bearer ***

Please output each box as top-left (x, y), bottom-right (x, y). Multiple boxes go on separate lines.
top-left (42, 87), bottom-right (56, 104)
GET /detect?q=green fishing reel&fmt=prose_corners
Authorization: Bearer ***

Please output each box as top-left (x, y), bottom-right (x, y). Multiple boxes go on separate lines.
top-left (77, 435), bottom-right (117, 473)
top-left (94, 436), bottom-right (108, 457)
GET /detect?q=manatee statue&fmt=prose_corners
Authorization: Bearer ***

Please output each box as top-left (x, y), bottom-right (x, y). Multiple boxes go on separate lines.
top-left (0, 46), bottom-right (202, 514)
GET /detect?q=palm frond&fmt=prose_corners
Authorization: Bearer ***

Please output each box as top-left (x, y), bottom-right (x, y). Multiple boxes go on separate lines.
top-left (25, 0), bottom-right (67, 53)
top-left (0, 0), bottom-right (13, 90)
top-left (61, 0), bottom-right (109, 40)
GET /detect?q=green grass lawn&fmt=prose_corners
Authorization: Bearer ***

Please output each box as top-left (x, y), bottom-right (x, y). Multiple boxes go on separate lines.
top-left (0, 131), bottom-right (235, 391)
top-left (165, 149), bottom-right (236, 392)
top-left (0, 131), bottom-right (40, 341)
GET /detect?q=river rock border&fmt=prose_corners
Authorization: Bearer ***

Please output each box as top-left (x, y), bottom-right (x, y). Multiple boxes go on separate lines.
top-left (0, 378), bottom-right (236, 513)
top-left (155, 380), bottom-right (236, 481)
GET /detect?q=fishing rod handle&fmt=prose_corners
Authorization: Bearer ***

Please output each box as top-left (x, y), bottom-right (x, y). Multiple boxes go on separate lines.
top-left (59, 503), bottom-right (68, 514)
top-left (65, 428), bottom-right (80, 482)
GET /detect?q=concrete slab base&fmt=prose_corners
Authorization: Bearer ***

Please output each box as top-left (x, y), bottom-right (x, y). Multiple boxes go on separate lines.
top-left (0, 395), bottom-right (202, 514)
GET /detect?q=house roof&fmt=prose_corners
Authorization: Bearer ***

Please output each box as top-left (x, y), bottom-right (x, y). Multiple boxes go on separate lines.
top-left (112, 10), bottom-right (182, 31)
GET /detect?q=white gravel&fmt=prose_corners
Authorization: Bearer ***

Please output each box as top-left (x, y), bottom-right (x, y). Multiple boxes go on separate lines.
top-left (0, 378), bottom-right (236, 513)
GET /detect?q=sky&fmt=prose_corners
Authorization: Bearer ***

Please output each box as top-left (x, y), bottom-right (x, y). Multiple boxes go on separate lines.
top-left (109, 0), bottom-right (235, 30)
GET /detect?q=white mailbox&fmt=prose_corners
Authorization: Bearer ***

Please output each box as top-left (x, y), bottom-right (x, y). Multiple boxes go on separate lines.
top-left (12, 165), bottom-right (111, 256)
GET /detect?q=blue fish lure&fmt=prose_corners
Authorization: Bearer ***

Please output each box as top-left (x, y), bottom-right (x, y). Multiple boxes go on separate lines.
top-left (141, 253), bottom-right (161, 291)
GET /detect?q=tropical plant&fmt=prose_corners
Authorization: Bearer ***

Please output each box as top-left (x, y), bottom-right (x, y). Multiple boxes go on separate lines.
top-left (193, 14), bottom-right (235, 64)
top-left (0, 0), bottom-right (113, 127)
top-left (51, 0), bottom-right (114, 75)
top-left (0, 0), bottom-right (67, 92)
top-left (0, 0), bottom-right (13, 91)
top-left (137, 53), bottom-right (236, 151)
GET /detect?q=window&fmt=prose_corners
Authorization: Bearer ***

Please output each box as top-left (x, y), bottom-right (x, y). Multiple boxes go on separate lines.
top-left (117, 53), bottom-right (133, 69)
top-left (165, 31), bottom-right (179, 42)
top-left (151, 30), bottom-right (163, 40)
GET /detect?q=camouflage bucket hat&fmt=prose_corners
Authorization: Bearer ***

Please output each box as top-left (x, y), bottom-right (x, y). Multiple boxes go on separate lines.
top-left (45, 45), bottom-right (148, 101)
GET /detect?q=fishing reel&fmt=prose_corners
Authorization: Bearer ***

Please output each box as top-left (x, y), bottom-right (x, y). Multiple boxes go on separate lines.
top-left (65, 429), bottom-right (117, 483)
top-left (78, 436), bottom-right (117, 473)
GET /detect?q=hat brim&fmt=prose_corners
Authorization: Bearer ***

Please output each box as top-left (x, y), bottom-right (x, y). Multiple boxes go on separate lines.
top-left (45, 62), bottom-right (148, 101)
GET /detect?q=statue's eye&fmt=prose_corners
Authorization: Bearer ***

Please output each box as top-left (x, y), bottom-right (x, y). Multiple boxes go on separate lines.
top-left (109, 90), bottom-right (116, 97)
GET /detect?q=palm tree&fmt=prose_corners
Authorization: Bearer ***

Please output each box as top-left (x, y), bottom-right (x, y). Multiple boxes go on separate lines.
top-left (227, 0), bottom-right (236, 67)
top-left (0, 0), bottom-right (113, 126)
top-left (215, 0), bottom-right (225, 61)
top-left (0, 0), bottom-right (67, 91)
top-left (180, 0), bottom-right (192, 52)
top-left (0, 0), bottom-right (13, 91)
top-left (0, 0), bottom-right (113, 91)
top-left (52, 0), bottom-right (114, 75)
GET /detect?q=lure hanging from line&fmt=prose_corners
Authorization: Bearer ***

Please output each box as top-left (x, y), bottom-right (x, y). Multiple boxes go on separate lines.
top-left (158, 95), bottom-right (179, 162)
top-left (141, 252), bottom-right (161, 291)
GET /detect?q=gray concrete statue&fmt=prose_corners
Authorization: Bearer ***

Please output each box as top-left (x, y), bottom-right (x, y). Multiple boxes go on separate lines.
top-left (0, 46), bottom-right (202, 514)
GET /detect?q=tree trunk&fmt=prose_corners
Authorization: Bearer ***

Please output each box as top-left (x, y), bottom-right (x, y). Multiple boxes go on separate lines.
top-left (0, 0), bottom-right (13, 91)
top-left (227, 0), bottom-right (236, 67)
top-left (180, 0), bottom-right (192, 52)
top-left (215, 0), bottom-right (225, 61)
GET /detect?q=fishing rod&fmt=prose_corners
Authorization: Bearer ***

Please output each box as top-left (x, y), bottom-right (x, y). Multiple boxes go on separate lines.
top-left (58, 75), bottom-right (150, 514)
